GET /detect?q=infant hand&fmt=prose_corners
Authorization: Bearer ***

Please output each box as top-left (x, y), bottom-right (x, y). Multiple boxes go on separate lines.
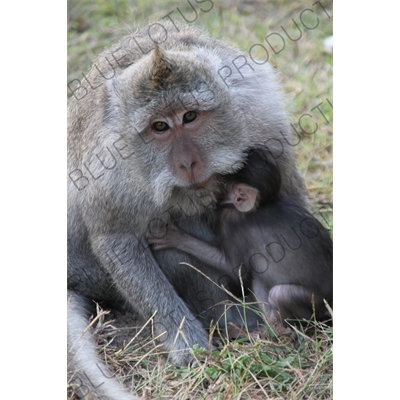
top-left (147, 222), bottom-right (183, 250)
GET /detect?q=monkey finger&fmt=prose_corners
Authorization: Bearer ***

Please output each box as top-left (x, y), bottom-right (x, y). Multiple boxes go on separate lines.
top-left (148, 240), bottom-right (170, 251)
top-left (147, 237), bottom-right (165, 245)
top-left (149, 244), bottom-right (165, 251)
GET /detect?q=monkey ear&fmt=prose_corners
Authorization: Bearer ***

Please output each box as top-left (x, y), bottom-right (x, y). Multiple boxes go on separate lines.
top-left (151, 45), bottom-right (173, 88)
top-left (233, 184), bottom-right (258, 212)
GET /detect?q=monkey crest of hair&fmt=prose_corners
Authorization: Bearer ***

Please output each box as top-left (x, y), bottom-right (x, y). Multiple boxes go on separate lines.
top-left (150, 45), bottom-right (174, 88)
top-left (68, 21), bottom-right (310, 399)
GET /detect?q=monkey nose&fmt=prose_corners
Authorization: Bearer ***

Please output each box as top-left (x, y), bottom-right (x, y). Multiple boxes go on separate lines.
top-left (179, 161), bottom-right (197, 173)
top-left (177, 159), bottom-right (206, 186)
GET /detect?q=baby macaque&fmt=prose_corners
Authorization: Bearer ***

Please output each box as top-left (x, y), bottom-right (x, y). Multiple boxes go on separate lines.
top-left (149, 147), bottom-right (333, 332)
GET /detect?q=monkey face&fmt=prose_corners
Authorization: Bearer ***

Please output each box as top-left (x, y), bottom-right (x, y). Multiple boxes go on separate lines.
top-left (139, 103), bottom-right (248, 211)
top-left (148, 109), bottom-right (211, 186)
top-left (147, 108), bottom-right (245, 190)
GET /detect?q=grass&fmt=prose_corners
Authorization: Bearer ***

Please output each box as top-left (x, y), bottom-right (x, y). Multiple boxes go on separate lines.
top-left (67, 0), bottom-right (333, 398)
top-left (68, 299), bottom-right (332, 399)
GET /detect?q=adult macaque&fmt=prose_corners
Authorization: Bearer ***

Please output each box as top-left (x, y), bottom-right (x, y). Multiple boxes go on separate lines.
top-left (149, 148), bottom-right (333, 332)
top-left (68, 21), bottom-right (310, 399)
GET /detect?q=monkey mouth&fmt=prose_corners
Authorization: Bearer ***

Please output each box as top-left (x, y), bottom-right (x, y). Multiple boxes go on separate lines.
top-left (188, 177), bottom-right (213, 190)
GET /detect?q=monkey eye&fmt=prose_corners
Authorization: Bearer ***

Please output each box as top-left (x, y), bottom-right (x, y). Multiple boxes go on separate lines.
top-left (182, 111), bottom-right (197, 124)
top-left (152, 121), bottom-right (170, 132)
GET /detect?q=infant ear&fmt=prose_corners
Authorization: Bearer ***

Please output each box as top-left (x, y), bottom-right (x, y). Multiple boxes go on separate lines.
top-left (233, 184), bottom-right (258, 212)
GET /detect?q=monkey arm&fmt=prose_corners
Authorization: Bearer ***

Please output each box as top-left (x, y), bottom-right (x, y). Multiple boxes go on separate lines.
top-left (148, 223), bottom-right (230, 272)
top-left (90, 231), bottom-right (210, 366)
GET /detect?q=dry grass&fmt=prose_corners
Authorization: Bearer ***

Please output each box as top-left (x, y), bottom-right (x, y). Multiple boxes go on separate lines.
top-left (67, 0), bottom-right (333, 398)
top-left (68, 298), bottom-right (332, 399)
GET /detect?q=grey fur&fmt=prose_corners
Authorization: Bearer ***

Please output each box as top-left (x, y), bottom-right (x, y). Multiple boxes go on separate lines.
top-left (68, 291), bottom-right (139, 400)
top-left (68, 21), bottom-right (309, 399)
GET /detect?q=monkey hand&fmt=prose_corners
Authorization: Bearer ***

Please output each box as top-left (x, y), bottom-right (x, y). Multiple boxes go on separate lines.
top-left (147, 222), bottom-right (188, 251)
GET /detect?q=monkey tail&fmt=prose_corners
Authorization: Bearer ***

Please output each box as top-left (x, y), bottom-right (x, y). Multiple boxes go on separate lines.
top-left (67, 291), bottom-right (138, 400)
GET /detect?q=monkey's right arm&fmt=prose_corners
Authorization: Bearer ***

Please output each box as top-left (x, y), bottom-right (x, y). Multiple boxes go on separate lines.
top-left (90, 231), bottom-right (210, 366)
top-left (148, 223), bottom-right (230, 273)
